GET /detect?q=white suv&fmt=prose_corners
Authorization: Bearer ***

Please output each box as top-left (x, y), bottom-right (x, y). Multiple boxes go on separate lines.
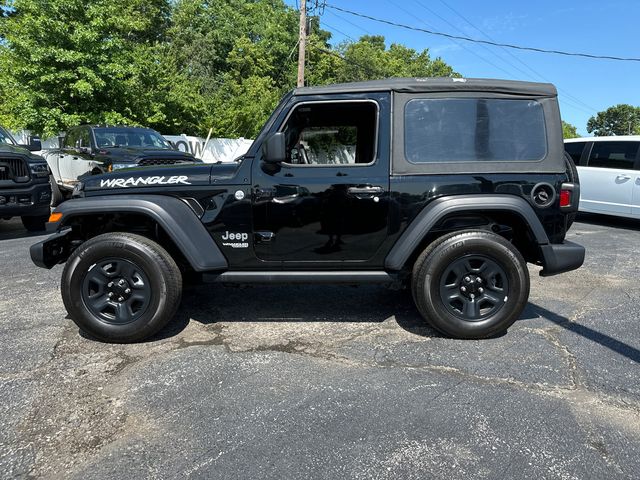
top-left (565, 136), bottom-right (640, 218)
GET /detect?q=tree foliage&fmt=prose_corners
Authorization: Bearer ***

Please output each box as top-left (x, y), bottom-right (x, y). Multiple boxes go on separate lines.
top-left (0, 0), bottom-right (459, 138)
top-left (562, 121), bottom-right (579, 139)
top-left (587, 104), bottom-right (640, 136)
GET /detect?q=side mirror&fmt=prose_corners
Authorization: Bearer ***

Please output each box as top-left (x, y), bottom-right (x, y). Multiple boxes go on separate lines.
top-left (23, 136), bottom-right (42, 152)
top-left (79, 146), bottom-right (93, 155)
top-left (262, 132), bottom-right (286, 163)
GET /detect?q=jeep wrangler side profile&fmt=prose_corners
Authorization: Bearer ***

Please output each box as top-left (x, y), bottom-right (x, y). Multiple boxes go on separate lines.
top-left (30, 78), bottom-right (584, 343)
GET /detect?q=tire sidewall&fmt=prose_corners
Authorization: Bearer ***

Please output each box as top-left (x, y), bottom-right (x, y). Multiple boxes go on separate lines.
top-left (62, 236), bottom-right (173, 342)
top-left (418, 233), bottom-right (529, 338)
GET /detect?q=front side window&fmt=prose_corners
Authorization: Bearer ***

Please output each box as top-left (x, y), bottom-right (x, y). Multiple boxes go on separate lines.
top-left (587, 142), bottom-right (639, 169)
top-left (281, 101), bottom-right (377, 166)
top-left (404, 98), bottom-right (547, 163)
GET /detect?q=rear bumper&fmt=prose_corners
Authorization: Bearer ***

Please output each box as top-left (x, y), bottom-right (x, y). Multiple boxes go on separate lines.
top-left (0, 182), bottom-right (51, 218)
top-left (30, 230), bottom-right (72, 269)
top-left (539, 240), bottom-right (585, 276)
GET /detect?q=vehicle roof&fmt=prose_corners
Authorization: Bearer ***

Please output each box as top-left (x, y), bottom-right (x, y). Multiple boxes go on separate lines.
top-left (565, 135), bottom-right (640, 143)
top-left (73, 125), bottom-right (158, 131)
top-left (294, 77), bottom-right (557, 97)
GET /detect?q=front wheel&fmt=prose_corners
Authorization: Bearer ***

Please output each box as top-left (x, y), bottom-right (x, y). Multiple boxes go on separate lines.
top-left (61, 232), bottom-right (182, 343)
top-left (412, 230), bottom-right (529, 339)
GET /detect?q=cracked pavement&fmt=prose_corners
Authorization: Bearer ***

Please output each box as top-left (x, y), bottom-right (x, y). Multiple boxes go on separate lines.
top-left (1, 214), bottom-right (639, 479)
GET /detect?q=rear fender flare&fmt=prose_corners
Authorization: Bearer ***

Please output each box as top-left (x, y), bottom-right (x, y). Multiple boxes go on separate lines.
top-left (385, 195), bottom-right (549, 271)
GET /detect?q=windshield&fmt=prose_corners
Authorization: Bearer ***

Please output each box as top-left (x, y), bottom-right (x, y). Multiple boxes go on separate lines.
top-left (0, 127), bottom-right (17, 146)
top-left (93, 127), bottom-right (173, 149)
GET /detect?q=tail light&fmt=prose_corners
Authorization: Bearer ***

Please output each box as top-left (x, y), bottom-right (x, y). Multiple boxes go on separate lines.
top-left (559, 183), bottom-right (579, 212)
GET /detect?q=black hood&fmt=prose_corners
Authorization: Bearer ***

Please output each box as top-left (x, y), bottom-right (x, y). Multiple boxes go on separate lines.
top-left (0, 143), bottom-right (45, 162)
top-left (99, 146), bottom-right (197, 163)
top-left (82, 161), bottom-right (242, 193)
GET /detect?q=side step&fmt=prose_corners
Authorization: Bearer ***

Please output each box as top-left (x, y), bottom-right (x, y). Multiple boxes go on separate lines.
top-left (202, 271), bottom-right (399, 285)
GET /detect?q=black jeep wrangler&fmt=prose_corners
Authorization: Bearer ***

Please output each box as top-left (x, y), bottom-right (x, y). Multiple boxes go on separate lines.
top-left (31, 78), bottom-right (584, 343)
top-left (0, 126), bottom-right (52, 231)
top-left (44, 125), bottom-right (200, 205)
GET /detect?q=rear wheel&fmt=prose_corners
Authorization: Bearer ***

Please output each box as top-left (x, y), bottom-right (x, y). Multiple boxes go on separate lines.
top-left (61, 232), bottom-right (182, 343)
top-left (412, 230), bottom-right (529, 339)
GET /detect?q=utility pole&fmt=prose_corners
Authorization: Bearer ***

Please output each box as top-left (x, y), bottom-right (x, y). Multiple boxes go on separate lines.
top-left (297, 0), bottom-right (307, 88)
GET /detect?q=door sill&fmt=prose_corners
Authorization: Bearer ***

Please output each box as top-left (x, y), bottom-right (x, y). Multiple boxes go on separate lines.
top-left (202, 271), bottom-right (399, 284)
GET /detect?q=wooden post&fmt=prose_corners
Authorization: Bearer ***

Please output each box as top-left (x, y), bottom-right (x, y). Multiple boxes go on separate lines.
top-left (297, 0), bottom-right (307, 88)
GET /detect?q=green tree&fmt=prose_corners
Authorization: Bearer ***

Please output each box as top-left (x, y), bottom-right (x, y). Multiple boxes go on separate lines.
top-left (562, 121), bottom-right (579, 139)
top-left (307, 35), bottom-right (458, 85)
top-left (0, 0), bottom-right (171, 137)
top-left (586, 104), bottom-right (640, 136)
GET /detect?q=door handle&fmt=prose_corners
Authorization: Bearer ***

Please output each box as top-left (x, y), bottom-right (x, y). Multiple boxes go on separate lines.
top-left (347, 186), bottom-right (384, 196)
top-left (616, 174), bottom-right (631, 180)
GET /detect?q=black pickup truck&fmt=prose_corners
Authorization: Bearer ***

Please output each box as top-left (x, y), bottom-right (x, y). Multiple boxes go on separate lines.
top-left (31, 78), bottom-right (584, 343)
top-left (43, 125), bottom-right (200, 204)
top-left (0, 127), bottom-right (51, 231)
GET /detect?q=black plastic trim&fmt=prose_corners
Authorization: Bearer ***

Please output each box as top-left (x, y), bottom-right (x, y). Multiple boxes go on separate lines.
top-left (30, 230), bottom-right (71, 269)
top-left (51, 195), bottom-right (228, 271)
top-left (385, 194), bottom-right (550, 271)
top-left (539, 240), bottom-right (585, 276)
top-left (203, 271), bottom-right (397, 284)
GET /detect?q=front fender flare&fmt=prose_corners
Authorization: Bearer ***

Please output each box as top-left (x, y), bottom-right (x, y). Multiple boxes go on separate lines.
top-left (52, 195), bottom-right (227, 272)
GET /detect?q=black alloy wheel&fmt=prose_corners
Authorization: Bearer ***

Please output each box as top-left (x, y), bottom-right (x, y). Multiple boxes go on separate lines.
top-left (82, 258), bottom-right (152, 325)
top-left (438, 254), bottom-right (509, 321)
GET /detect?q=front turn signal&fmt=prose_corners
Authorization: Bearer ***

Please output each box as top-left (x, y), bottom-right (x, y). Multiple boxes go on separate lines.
top-left (49, 212), bottom-right (63, 223)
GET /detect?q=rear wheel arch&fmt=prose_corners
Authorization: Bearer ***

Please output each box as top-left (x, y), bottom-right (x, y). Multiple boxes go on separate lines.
top-left (385, 195), bottom-right (550, 272)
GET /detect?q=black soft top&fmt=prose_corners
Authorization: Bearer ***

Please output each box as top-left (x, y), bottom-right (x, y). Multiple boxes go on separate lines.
top-left (295, 77), bottom-right (557, 98)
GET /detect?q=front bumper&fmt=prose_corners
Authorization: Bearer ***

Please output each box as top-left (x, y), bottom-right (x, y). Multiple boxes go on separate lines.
top-left (539, 240), bottom-right (585, 276)
top-left (0, 182), bottom-right (51, 218)
top-left (30, 230), bottom-right (72, 269)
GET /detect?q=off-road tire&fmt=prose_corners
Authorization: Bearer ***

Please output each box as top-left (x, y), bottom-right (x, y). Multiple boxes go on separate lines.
top-left (21, 215), bottom-right (48, 232)
top-left (412, 230), bottom-right (529, 339)
top-left (61, 232), bottom-right (182, 343)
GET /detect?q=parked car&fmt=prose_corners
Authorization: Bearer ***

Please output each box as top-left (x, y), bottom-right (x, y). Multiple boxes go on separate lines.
top-left (565, 136), bottom-right (640, 218)
top-left (31, 78), bottom-right (584, 343)
top-left (43, 125), bottom-right (201, 204)
top-left (0, 126), bottom-right (52, 231)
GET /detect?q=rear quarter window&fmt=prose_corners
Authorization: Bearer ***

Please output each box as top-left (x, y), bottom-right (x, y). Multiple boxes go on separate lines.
top-left (404, 98), bottom-right (547, 163)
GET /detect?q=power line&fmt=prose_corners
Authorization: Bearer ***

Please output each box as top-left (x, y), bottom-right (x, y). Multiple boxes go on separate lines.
top-left (432, 0), bottom-right (597, 113)
top-left (325, 4), bottom-right (640, 63)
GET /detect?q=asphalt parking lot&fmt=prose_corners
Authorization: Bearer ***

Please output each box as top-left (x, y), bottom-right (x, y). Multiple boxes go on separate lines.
top-left (1, 215), bottom-right (639, 479)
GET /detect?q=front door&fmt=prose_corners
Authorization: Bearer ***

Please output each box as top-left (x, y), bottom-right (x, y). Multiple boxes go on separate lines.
top-left (251, 96), bottom-right (390, 266)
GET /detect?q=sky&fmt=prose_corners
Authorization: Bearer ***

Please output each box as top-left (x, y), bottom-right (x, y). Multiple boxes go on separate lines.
top-left (285, 0), bottom-right (640, 136)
